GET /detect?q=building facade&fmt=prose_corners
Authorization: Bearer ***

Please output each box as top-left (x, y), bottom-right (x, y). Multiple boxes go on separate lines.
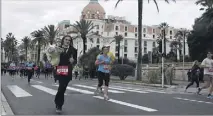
top-left (57, 0), bottom-right (189, 61)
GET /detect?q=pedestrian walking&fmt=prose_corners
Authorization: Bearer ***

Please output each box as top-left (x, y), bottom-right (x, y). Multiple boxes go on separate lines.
top-left (52, 35), bottom-right (77, 114)
top-left (185, 60), bottom-right (200, 92)
top-left (197, 51), bottom-right (213, 99)
top-left (94, 46), bottom-right (112, 100)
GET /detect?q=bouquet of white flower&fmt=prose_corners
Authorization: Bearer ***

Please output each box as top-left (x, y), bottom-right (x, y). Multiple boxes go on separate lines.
top-left (46, 44), bottom-right (63, 66)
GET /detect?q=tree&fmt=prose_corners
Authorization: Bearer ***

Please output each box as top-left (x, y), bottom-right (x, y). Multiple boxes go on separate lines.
top-left (114, 35), bottom-right (123, 63)
top-left (187, 0), bottom-right (213, 61)
top-left (4, 33), bottom-right (17, 61)
top-left (22, 36), bottom-right (31, 61)
top-left (174, 29), bottom-right (190, 60)
top-left (158, 22), bottom-right (169, 55)
top-left (31, 30), bottom-right (46, 65)
top-left (43, 25), bottom-right (59, 45)
top-left (72, 19), bottom-right (97, 54)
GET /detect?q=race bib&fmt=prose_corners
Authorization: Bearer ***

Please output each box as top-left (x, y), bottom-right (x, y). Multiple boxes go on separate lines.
top-left (56, 66), bottom-right (68, 76)
top-left (209, 68), bottom-right (213, 72)
top-left (104, 65), bottom-right (110, 70)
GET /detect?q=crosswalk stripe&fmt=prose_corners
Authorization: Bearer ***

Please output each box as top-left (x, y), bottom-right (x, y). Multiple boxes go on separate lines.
top-left (73, 84), bottom-right (125, 93)
top-left (93, 96), bottom-right (158, 112)
top-left (53, 85), bottom-right (94, 94)
top-left (31, 79), bottom-right (43, 83)
top-left (31, 85), bottom-right (64, 95)
top-left (110, 85), bottom-right (166, 94)
top-left (108, 86), bottom-right (149, 93)
top-left (7, 85), bottom-right (32, 97)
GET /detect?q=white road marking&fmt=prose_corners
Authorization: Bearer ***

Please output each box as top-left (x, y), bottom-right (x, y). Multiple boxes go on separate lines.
top-left (7, 85), bottom-right (32, 97)
top-left (53, 85), bottom-right (94, 94)
top-left (110, 85), bottom-right (166, 94)
top-left (73, 84), bottom-right (125, 93)
top-left (1, 105), bottom-right (6, 115)
top-left (31, 79), bottom-right (43, 83)
top-left (108, 87), bottom-right (149, 93)
top-left (31, 85), bottom-right (66, 95)
top-left (174, 97), bottom-right (213, 104)
top-left (93, 96), bottom-right (158, 112)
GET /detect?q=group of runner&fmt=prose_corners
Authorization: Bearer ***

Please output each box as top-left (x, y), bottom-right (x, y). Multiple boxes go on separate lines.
top-left (185, 51), bottom-right (213, 99)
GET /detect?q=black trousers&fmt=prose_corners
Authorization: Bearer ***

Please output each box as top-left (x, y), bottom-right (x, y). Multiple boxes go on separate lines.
top-left (28, 70), bottom-right (33, 82)
top-left (186, 75), bottom-right (199, 89)
top-left (98, 71), bottom-right (110, 87)
top-left (54, 77), bottom-right (70, 108)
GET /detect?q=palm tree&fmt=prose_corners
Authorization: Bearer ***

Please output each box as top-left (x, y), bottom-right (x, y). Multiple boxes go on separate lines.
top-left (114, 35), bottom-right (123, 63)
top-left (112, 0), bottom-right (176, 81)
top-left (195, 0), bottom-right (213, 10)
top-left (169, 40), bottom-right (180, 61)
top-left (43, 25), bottom-right (59, 45)
top-left (174, 29), bottom-right (190, 59)
top-left (31, 30), bottom-right (46, 65)
top-left (5, 33), bottom-right (17, 61)
top-left (72, 19), bottom-right (97, 54)
top-left (159, 22), bottom-right (169, 55)
top-left (22, 36), bottom-right (31, 61)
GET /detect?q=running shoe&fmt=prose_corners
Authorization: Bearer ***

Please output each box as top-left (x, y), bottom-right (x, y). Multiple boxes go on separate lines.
top-left (207, 95), bottom-right (213, 99)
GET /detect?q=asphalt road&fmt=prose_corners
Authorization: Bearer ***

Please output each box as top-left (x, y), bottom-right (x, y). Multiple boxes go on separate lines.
top-left (1, 74), bottom-right (213, 115)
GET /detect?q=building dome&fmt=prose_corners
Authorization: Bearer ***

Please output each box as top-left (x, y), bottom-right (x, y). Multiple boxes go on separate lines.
top-left (81, 0), bottom-right (106, 20)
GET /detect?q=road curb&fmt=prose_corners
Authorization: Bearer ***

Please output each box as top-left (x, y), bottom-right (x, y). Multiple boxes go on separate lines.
top-left (1, 91), bottom-right (14, 115)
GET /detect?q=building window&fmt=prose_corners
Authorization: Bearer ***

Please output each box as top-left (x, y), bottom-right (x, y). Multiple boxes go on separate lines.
top-left (135, 33), bottom-right (137, 38)
top-left (153, 29), bottom-right (155, 33)
top-left (135, 54), bottom-right (138, 58)
top-left (135, 47), bottom-right (138, 53)
top-left (124, 54), bottom-right (127, 58)
top-left (135, 40), bottom-right (138, 46)
top-left (116, 32), bottom-right (118, 35)
top-left (144, 41), bottom-right (147, 46)
top-left (170, 30), bottom-right (172, 35)
top-left (170, 36), bottom-right (172, 39)
top-left (124, 46), bottom-right (127, 52)
top-left (124, 40), bottom-right (128, 45)
top-left (125, 26), bottom-right (128, 31)
top-left (115, 53), bottom-right (119, 57)
top-left (135, 27), bottom-right (137, 32)
top-left (96, 45), bottom-right (100, 48)
top-left (64, 24), bottom-right (69, 28)
top-left (92, 14), bottom-right (95, 18)
top-left (143, 34), bottom-right (146, 37)
top-left (97, 38), bottom-right (100, 43)
top-left (115, 26), bottom-right (119, 30)
top-left (144, 47), bottom-right (147, 54)
top-left (101, 32), bottom-right (103, 35)
top-left (96, 31), bottom-right (99, 35)
top-left (102, 25), bottom-right (104, 28)
top-left (125, 32), bottom-right (127, 37)
top-left (152, 42), bottom-right (156, 47)
top-left (96, 25), bottom-right (99, 29)
top-left (143, 28), bottom-right (146, 33)
top-left (153, 35), bottom-right (155, 38)
top-left (82, 15), bottom-right (86, 19)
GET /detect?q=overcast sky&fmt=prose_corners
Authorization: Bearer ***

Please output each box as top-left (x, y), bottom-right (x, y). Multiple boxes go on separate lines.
top-left (2, 0), bottom-right (204, 43)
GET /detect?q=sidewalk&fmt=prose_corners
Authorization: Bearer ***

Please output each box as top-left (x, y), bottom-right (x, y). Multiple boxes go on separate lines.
top-left (1, 91), bottom-right (14, 115)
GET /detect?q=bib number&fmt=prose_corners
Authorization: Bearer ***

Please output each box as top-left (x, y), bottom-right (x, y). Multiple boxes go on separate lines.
top-left (209, 68), bottom-right (213, 72)
top-left (56, 66), bottom-right (68, 76)
top-left (104, 65), bottom-right (110, 70)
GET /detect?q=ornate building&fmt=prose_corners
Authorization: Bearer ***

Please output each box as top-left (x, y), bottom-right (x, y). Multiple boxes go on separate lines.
top-left (57, 0), bottom-right (189, 61)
